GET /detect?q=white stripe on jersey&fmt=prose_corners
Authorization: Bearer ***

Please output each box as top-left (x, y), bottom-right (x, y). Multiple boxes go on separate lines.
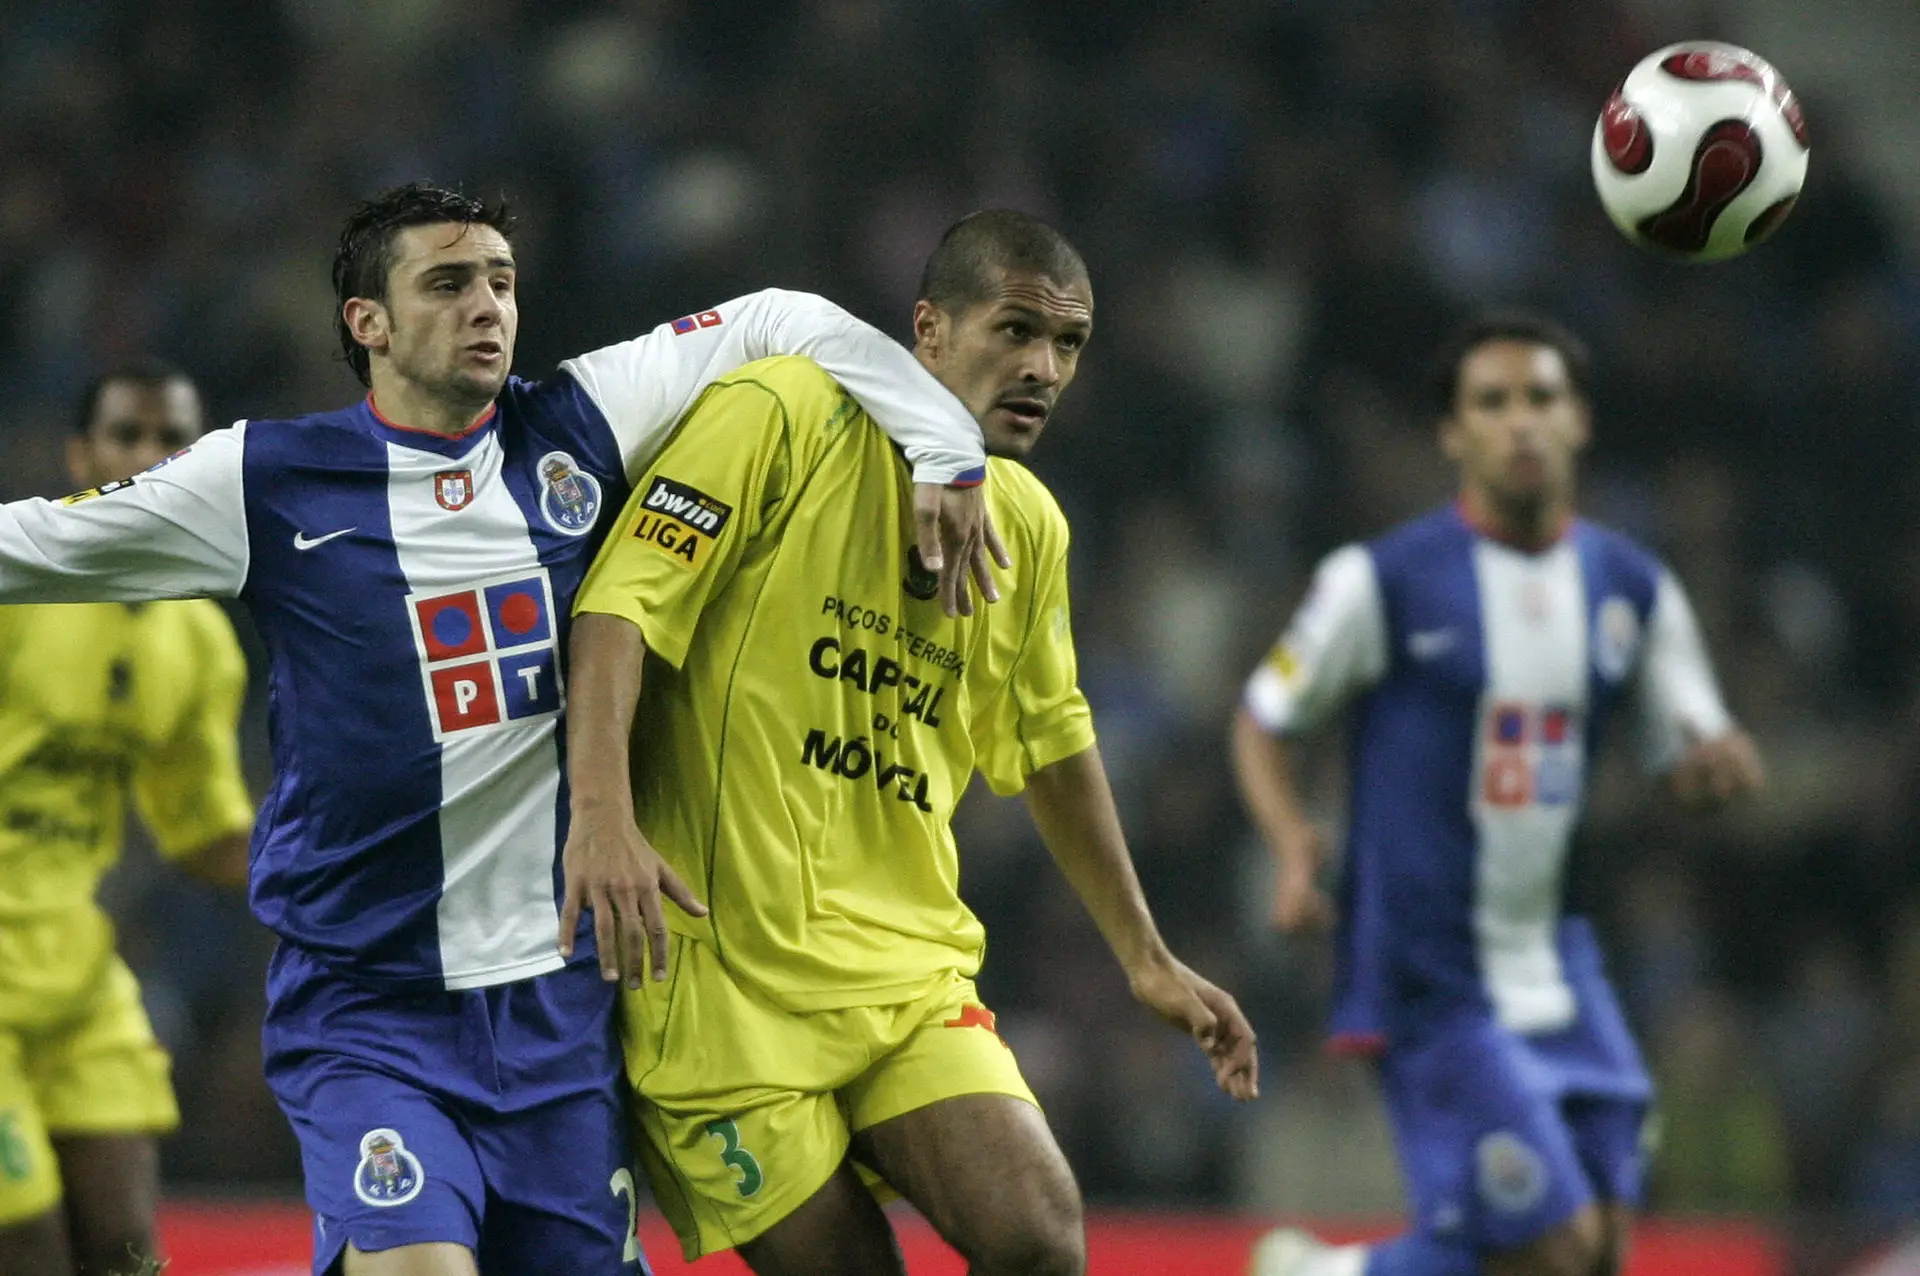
top-left (386, 437), bottom-right (567, 989)
top-left (1469, 540), bottom-right (1586, 1034)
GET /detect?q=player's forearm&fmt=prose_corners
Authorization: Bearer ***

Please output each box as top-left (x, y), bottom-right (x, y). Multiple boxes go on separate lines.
top-left (565, 612), bottom-right (649, 818)
top-left (1023, 744), bottom-right (1171, 975)
top-left (1231, 708), bottom-right (1317, 868)
top-left (746, 288), bottom-right (986, 485)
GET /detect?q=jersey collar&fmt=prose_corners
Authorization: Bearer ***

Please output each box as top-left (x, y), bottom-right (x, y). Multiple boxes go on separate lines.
top-left (1454, 498), bottom-right (1573, 554)
top-left (361, 393), bottom-right (499, 456)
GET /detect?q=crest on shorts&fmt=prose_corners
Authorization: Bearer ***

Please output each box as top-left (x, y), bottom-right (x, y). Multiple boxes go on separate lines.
top-left (537, 451), bottom-right (601, 536)
top-left (1475, 1130), bottom-right (1548, 1214)
top-left (435, 469), bottom-right (475, 512)
top-left (352, 1127), bottom-right (425, 1208)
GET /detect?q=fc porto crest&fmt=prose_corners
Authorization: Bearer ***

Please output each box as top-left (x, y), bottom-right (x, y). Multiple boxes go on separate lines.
top-left (537, 451), bottom-right (601, 536)
top-left (434, 469), bottom-right (475, 512)
top-left (352, 1127), bottom-right (424, 1208)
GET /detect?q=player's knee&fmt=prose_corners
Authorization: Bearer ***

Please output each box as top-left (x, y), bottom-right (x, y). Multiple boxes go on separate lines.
top-left (72, 1226), bottom-right (156, 1276)
top-left (963, 1186), bottom-right (1085, 1276)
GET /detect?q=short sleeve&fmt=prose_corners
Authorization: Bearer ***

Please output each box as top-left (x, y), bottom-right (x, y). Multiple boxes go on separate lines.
top-left (135, 605), bottom-right (255, 859)
top-left (1634, 569), bottom-right (1735, 772)
top-left (573, 376), bottom-right (795, 668)
top-left (1242, 544), bottom-right (1388, 736)
top-left (972, 544), bottom-right (1095, 796)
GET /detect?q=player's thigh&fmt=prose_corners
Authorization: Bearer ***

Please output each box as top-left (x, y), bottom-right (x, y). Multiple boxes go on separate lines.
top-left (624, 938), bottom-right (872, 1261)
top-left (1379, 1016), bottom-right (1595, 1257)
top-left (844, 980), bottom-right (1083, 1273)
top-left (734, 1157), bottom-right (903, 1276)
top-left (49, 1134), bottom-right (159, 1268)
top-left (0, 1028), bottom-right (66, 1233)
top-left (262, 1056), bottom-right (484, 1276)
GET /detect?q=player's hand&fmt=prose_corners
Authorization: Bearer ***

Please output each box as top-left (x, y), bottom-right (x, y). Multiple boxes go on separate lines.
top-left (1272, 826), bottom-right (1336, 933)
top-left (558, 802), bottom-right (708, 986)
top-left (912, 481), bottom-right (1010, 618)
top-left (1670, 726), bottom-right (1765, 811)
top-left (1128, 955), bottom-right (1260, 1101)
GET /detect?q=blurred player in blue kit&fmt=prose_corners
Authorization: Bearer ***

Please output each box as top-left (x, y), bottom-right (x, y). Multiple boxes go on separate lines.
top-left (1235, 313), bottom-right (1764, 1276)
top-left (0, 183), bottom-right (1003, 1276)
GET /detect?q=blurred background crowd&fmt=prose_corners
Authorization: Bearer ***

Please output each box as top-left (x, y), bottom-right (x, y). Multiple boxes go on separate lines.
top-left (3, 0), bottom-right (1918, 1270)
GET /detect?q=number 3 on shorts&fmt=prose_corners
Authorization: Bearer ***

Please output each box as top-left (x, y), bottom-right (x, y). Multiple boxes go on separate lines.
top-left (704, 1118), bottom-right (764, 1198)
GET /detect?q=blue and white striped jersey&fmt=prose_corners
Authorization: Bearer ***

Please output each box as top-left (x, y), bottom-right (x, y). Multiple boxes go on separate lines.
top-left (0, 289), bottom-right (986, 990)
top-left (1244, 505), bottom-right (1732, 1046)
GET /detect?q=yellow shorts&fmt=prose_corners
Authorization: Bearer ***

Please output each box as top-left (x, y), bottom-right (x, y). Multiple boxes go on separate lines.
top-left (623, 937), bottom-right (1035, 1260)
top-left (0, 956), bottom-right (178, 1225)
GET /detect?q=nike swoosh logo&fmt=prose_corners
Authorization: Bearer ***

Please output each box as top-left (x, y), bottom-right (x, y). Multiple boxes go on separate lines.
top-left (293, 527), bottom-right (357, 551)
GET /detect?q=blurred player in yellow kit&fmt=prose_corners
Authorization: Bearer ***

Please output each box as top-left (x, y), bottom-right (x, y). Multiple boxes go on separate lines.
top-left (565, 212), bottom-right (1258, 1275)
top-left (0, 362), bottom-right (253, 1276)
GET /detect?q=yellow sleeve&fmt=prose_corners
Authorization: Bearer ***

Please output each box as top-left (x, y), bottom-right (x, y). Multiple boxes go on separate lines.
top-left (574, 374), bottom-right (794, 668)
top-left (135, 605), bottom-right (254, 860)
top-left (973, 542), bottom-right (1096, 796)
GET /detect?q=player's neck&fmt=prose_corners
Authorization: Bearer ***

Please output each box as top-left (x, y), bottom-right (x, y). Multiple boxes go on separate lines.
top-left (1457, 489), bottom-right (1572, 552)
top-left (366, 381), bottom-right (495, 438)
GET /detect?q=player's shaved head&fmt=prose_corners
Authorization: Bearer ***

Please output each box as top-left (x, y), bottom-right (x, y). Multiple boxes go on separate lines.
top-left (74, 357), bottom-right (195, 435)
top-left (917, 210), bottom-right (1090, 314)
top-left (1433, 309), bottom-right (1592, 416)
top-left (334, 182), bottom-right (516, 386)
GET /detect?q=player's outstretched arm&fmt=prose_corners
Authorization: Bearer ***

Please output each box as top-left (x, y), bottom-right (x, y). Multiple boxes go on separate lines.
top-left (565, 288), bottom-right (1002, 616)
top-left (0, 426), bottom-right (248, 603)
top-left (561, 612), bottom-right (708, 986)
top-left (174, 832), bottom-right (251, 889)
top-left (1022, 744), bottom-right (1259, 1100)
top-left (1230, 709), bottom-right (1336, 933)
top-left (1636, 571), bottom-right (1766, 810)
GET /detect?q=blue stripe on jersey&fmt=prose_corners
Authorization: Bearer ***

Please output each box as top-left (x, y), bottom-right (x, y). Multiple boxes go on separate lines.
top-left (242, 409), bottom-right (449, 978)
top-left (1336, 509), bottom-right (1484, 1041)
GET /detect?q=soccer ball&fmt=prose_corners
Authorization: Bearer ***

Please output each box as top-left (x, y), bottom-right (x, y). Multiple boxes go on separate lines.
top-left (1591, 42), bottom-right (1810, 261)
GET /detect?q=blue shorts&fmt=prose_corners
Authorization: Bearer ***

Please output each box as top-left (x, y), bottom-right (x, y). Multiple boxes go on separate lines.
top-left (262, 944), bottom-right (648, 1275)
top-left (1379, 970), bottom-right (1652, 1254)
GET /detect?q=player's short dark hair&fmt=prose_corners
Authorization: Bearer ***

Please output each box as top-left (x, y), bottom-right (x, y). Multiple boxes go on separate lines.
top-left (73, 357), bottom-right (194, 435)
top-left (916, 210), bottom-right (1089, 313)
top-left (1432, 309), bottom-right (1593, 415)
top-left (332, 182), bottom-right (516, 386)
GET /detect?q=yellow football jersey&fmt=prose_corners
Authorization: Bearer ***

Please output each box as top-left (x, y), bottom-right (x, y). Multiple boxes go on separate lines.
top-left (576, 356), bottom-right (1094, 1011)
top-left (0, 600), bottom-right (253, 1027)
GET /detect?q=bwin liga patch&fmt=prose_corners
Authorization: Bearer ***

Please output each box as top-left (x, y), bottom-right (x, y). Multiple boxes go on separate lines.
top-left (632, 476), bottom-right (733, 570)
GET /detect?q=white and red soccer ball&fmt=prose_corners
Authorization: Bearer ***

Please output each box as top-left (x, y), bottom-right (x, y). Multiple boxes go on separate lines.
top-left (1591, 42), bottom-right (1810, 261)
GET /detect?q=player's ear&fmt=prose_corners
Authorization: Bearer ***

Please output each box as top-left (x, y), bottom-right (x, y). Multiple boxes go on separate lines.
top-left (343, 296), bottom-right (391, 359)
top-left (1569, 398), bottom-right (1593, 453)
top-left (911, 299), bottom-right (946, 361)
top-left (1438, 413), bottom-right (1465, 462)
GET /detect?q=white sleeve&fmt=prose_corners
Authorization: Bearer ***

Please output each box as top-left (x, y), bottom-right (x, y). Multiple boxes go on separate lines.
top-left (559, 288), bottom-right (987, 486)
top-left (1634, 569), bottom-right (1735, 772)
top-left (0, 423), bottom-right (250, 602)
top-left (1242, 544), bottom-right (1389, 736)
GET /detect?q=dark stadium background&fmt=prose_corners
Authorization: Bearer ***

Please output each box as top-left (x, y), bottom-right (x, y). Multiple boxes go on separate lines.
top-left (3, 2), bottom-right (1917, 1272)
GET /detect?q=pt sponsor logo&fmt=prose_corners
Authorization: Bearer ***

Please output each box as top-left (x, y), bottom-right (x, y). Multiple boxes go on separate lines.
top-left (406, 569), bottom-right (562, 739)
top-left (632, 475), bottom-right (732, 570)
